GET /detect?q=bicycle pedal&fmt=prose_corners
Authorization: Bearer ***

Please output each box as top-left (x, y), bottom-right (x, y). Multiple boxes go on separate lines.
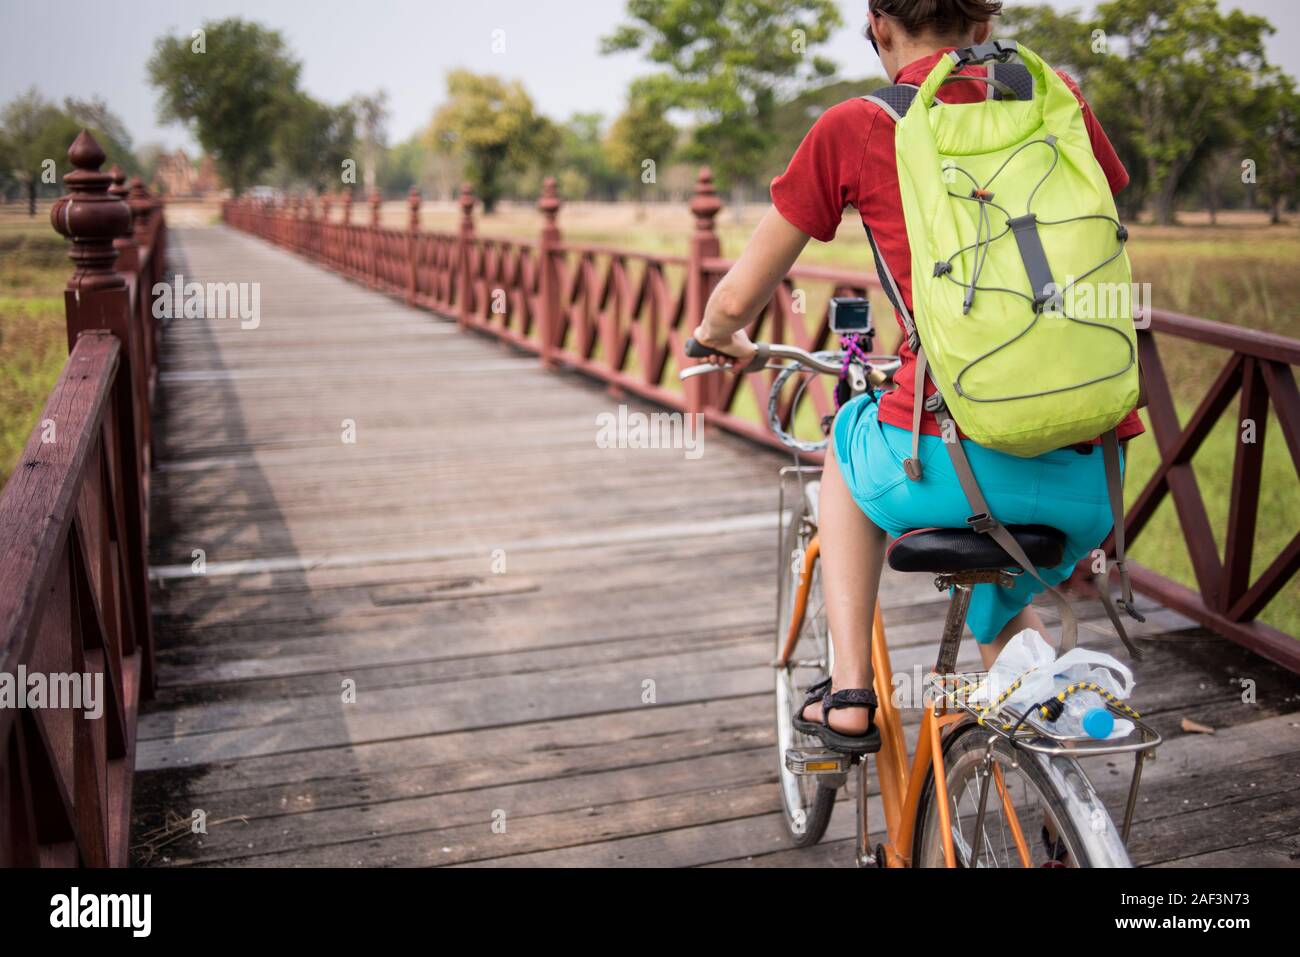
top-left (784, 748), bottom-right (852, 776)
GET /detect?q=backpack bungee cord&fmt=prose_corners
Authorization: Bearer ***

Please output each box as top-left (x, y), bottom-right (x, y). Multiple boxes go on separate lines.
top-left (935, 136), bottom-right (1138, 404)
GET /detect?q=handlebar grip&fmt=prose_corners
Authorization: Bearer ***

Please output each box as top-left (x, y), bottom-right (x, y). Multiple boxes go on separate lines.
top-left (684, 338), bottom-right (768, 373)
top-left (684, 338), bottom-right (721, 359)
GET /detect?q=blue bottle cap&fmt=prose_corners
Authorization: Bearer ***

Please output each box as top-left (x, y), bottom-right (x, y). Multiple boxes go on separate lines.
top-left (1082, 707), bottom-right (1114, 739)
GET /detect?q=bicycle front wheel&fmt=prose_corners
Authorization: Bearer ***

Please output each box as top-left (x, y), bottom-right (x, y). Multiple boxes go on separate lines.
top-left (774, 483), bottom-right (837, 847)
top-left (914, 720), bottom-right (1132, 868)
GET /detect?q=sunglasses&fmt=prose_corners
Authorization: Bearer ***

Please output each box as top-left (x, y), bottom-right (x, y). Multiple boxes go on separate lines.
top-left (862, 8), bottom-right (881, 55)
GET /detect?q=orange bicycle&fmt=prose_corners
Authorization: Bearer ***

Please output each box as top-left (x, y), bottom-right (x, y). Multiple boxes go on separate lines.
top-left (684, 333), bottom-right (1160, 867)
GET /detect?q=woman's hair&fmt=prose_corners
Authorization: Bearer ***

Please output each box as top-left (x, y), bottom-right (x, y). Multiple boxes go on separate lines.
top-left (866, 0), bottom-right (1003, 39)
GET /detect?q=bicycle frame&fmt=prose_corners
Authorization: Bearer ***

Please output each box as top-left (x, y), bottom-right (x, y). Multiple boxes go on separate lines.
top-left (779, 532), bottom-right (1036, 868)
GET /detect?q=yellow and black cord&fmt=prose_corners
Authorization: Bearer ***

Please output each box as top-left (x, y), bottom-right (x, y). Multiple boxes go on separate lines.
top-left (1036, 681), bottom-right (1141, 722)
top-left (977, 672), bottom-right (1140, 733)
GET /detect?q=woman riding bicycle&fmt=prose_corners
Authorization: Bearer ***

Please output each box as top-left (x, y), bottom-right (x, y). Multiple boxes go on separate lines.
top-left (692, 0), bottom-right (1143, 751)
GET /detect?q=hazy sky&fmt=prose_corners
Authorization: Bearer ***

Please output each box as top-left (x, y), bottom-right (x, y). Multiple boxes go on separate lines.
top-left (2, 0), bottom-right (1296, 153)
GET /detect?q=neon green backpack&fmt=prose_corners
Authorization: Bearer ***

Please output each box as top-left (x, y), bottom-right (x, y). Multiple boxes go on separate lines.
top-left (863, 41), bottom-right (1143, 652)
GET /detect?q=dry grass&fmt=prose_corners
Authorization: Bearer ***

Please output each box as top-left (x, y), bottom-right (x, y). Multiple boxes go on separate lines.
top-left (0, 223), bottom-right (69, 486)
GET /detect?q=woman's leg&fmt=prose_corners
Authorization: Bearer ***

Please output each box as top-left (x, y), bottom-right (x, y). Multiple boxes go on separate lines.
top-left (976, 605), bottom-right (1047, 670)
top-left (801, 440), bottom-right (888, 735)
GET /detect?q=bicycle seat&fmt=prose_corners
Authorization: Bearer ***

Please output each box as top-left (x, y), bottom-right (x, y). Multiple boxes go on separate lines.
top-left (887, 524), bottom-right (1066, 574)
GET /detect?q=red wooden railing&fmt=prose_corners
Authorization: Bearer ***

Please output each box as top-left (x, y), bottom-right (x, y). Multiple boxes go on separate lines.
top-left (223, 171), bottom-right (1300, 673)
top-left (0, 132), bottom-right (163, 866)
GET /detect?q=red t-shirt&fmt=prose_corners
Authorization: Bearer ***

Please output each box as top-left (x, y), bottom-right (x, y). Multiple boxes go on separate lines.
top-left (770, 49), bottom-right (1144, 443)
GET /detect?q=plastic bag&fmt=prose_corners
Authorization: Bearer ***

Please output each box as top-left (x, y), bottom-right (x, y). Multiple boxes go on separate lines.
top-left (983, 629), bottom-right (1136, 739)
top-left (983, 628), bottom-right (1058, 710)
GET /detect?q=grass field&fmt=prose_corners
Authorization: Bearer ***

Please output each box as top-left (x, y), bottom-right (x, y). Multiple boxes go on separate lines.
top-left (0, 217), bottom-right (69, 488)
top-left (3, 200), bottom-right (1296, 637)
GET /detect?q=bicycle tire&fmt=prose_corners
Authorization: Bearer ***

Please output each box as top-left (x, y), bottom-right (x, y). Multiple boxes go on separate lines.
top-left (913, 719), bottom-right (1132, 867)
top-left (774, 485), bottom-right (837, 847)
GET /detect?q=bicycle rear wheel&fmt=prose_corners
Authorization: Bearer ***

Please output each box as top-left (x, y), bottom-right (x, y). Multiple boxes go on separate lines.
top-left (774, 482), bottom-right (838, 846)
top-left (914, 720), bottom-right (1132, 868)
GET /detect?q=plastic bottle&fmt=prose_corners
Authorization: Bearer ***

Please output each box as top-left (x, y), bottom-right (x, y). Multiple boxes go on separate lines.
top-left (1053, 690), bottom-right (1114, 739)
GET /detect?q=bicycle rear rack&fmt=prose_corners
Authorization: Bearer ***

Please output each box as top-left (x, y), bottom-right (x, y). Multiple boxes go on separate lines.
top-left (925, 671), bottom-right (1161, 844)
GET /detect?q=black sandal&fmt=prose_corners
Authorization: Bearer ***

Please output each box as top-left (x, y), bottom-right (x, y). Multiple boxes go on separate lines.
top-left (792, 677), bottom-right (882, 753)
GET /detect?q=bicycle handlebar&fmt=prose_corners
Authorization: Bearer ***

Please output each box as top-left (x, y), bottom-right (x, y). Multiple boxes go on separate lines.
top-left (680, 338), bottom-right (897, 383)
top-left (679, 338), bottom-right (899, 453)
top-left (681, 338), bottom-right (850, 378)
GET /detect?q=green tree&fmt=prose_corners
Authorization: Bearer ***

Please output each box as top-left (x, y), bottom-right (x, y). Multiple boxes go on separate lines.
top-left (148, 18), bottom-right (301, 194)
top-left (998, 4), bottom-right (1100, 79)
top-left (1248, 74), bottom-right (1300, 224)
top-left (2, 91), bottom-right (71, 215)
top-left (378, 134), bottom-right (428, 196)
top-left (352, 90), bottom-right (389, 193)
top-left (1094, 0), bottom-right (1273, 224)
top-left (555, 113), bottom-right (621, 200)
top-left (427, 71), bottom-right (557, 214)
top-left (64, 97), bottom-right (135, 165)
top-left (0, 89), bottom-right (132, 215)
top-left (604, 84), bottom-right (677, 196)
top-left (602, 0), bottom-right (841, 193)
top-left (272, 94), bottom-right (356, 191)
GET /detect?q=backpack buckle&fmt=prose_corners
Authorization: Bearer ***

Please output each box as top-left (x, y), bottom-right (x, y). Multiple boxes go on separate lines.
top-left (966, 512), bottom-right (998, 534)
top-left (950, 40), bottom-right (1017, 68)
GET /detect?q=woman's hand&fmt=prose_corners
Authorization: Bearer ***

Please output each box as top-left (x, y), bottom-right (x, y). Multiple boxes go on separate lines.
top-left (692, 324), bottom-right (757, 371)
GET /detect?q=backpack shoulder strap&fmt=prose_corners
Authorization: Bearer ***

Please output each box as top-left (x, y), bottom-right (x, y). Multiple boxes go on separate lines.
top-left (1097, 429), bottom-right (1145, 659)
top-left (861, 83), bottom-right (920, 123)
top-left (860, 83), bottom-right (928, 478)
top-left (987, 61), bottom-right (1035, 101)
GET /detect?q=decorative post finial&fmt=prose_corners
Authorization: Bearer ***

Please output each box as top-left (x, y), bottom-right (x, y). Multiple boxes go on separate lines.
top-left (369, 186), bottom-right (382, 227)
top-left (407, 185), bottom-right (421, 231)
top-left (537, 176), bottom-right (561, 227)
top-left (50, 130), bottom-right (130, 291)
top-left (108, 164), bottom-right (128, 201)
top-left (458, 182), bottom-right (475, 232)
top-left (689, 166), bottom-right (721, 235)
top-left (342, 188), bottom-right (353, 225)
top-left (126, 176), bottom-right (152, 246)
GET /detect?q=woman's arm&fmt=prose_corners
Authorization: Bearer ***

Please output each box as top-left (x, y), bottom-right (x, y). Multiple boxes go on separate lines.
top-left (692, 207), bottom-right (813, 368)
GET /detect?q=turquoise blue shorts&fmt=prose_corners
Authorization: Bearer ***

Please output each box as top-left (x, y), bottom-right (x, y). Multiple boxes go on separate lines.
top-left (832, 392), bottom-right (1119, 644)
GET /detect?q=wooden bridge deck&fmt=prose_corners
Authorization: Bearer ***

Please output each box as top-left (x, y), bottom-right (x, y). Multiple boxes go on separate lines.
top-left (133, 225), bottom-right (1300, 867)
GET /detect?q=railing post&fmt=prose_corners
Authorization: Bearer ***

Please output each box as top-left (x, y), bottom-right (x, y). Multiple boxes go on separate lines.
top-left (107, 165), bottom-right (138, 276)
top-left (537, 177), bottom-right (563, 367)
top-left (457, 182), bottom-right (476, 328)
top-left (686, 167), bottom-right (722, 413)
top-left (307, 190), bottom-right (318, 259)
top-left (127, 177), bottom-right (160, 407)
top-left (369, 186), bottom-right (382, 289)
top-left (341, 189), bottom-right (353, 276)
top-left (406, 185), bottom-right (421, 305)
top-left (49, 130), bottom-right (154, 694)
top-left (321, 191), bottom-right (333, 265)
